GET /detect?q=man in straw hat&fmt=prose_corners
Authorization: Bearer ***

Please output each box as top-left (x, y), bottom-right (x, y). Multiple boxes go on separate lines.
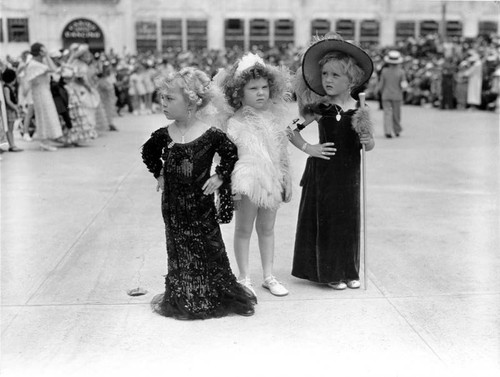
top-left (289, 32), bottom-right (374, 290)
top-left (377, 50), bottom-right (407, 138)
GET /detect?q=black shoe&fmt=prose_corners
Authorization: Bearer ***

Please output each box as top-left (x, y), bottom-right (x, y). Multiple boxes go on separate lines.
top-left (109, 124), bottom-right (118, 131)
top-left (385, 134), bottom-right (392, 138)
top-left (395, 133), bottom-right (400, 137)
top-left (235, 306), bottom-right (255, 317)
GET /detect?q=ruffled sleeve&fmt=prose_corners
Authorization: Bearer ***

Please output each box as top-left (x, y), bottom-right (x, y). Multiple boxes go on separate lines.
top-left (214, 128), bottom-right (238, 182)
top-left (25, 60), bottom-right (49, 82)
top-left (213, 129), bottom-right (238, 223)
top-left (141, 127), bottom-right (169, 178)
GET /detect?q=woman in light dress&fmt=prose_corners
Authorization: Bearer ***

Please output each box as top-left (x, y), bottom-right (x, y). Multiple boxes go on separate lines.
top-left (24, 42), bottom-right (62, 151)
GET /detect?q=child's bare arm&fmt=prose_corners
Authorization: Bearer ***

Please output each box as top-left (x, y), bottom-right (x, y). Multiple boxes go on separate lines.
top-left (202, 174), bottom-right (223, 195)
top-left (288, 126), bottom-right (336, 160)
top-left (3, 87), bottom-right (19, 113)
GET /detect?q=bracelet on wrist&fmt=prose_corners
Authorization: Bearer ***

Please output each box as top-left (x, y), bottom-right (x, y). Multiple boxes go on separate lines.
top-left (301, 142), bottom-right (309, 151)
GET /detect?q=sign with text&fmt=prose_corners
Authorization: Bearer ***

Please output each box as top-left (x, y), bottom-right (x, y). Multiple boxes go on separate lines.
top-left (62, 18), bottom-right (104, 52)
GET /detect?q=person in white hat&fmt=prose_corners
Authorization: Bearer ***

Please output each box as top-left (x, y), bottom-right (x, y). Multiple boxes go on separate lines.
top-left (378, 50), bottom-right (407, 138)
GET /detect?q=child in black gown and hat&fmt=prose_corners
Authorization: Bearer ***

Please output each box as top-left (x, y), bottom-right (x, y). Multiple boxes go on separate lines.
top-left (289, 33), bottom-right (375, 290)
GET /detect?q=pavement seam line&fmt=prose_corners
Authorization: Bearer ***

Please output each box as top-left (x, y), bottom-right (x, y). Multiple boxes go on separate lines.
top-left (6, 292), bottom-right (499, 308)
top-left (384, 295), bottom-right (445, 365)
top-left (368, 270), bottom-right (446, 364)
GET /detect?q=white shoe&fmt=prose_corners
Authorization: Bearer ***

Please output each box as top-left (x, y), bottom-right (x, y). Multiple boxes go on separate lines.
top-left (262, 276), bottom-right (289, 296)
top-left (328, 281), bottom-right (347, 290)
top-left (347, 280), bottom-right (361, 289)
top-left (237, 277), bottom-right (257, 297)
top-left (23, 133), bottom-right (32, 142)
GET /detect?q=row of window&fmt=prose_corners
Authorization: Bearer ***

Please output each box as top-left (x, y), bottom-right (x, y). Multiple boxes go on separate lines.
top-left (136, 18), bottom-right (498, 51)
top-left (1, 17), bottom-right (498, 50)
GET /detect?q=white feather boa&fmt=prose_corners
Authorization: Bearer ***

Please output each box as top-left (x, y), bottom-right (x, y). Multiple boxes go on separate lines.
top-left (227, 103), bottom-right (291, 209)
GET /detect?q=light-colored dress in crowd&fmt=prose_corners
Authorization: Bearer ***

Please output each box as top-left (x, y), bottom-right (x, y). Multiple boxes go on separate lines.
top-left (465, 58), bottom-right (482, 106)
top-left (25, 59), bottom-right (62, 140)
top-left (97, 76), bottom-right (117, 123)
top-left (0, 85), bottom-right (8, 147)
top-left (17, 66), bottom-right (33, 107)
top-left (61, 81), bottom-right (98, 144)
top-left (72, 60), bottom-right (108, 130)
top-left (73, 80), bottom-right (99, 129)
top-left (128, 72), bottom-right (146, 97)
top-left (142, 68), bottom-right (156, 95)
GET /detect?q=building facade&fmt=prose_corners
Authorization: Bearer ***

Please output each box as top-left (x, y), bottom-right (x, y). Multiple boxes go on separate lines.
top-left (1, 0), bottom-right (498, 57)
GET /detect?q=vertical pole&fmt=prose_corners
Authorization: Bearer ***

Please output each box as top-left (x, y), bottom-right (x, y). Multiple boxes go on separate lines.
top-left (359, 93), bottom-right (368, 290)
top-left (440, 1), bottom-right (447, 42)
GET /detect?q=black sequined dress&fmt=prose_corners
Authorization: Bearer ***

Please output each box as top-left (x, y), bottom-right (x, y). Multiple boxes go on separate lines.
top-left (142, 126), bottom-right (256, 319)
top-left (292, 104), bottom-right (361, 284)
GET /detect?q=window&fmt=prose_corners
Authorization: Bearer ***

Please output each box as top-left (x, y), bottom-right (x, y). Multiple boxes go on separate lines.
top-left (187, 20), bottom-right (207, 50)
top-left (136, 21), bottom-right (157, 53)
top-left (335, 19), bottom-right (355, 41)
top-left (360, 20), bottom-right (379, 47)
top-left (249, 19), bottom-right (270, 49)
top-left (274, 19), bottom-right (294, 48)
top-left (311, 19), bottom-right (331, 38)
top-left (478, 21), bottom-right (498, 36)
top-left (395, 21), bottom-right (416, 42)
top-left (225, 18), bottom-right (245, 49)
top-left (8, 18), bottom-right (29, 42)
top-left (419, 20), bottom-right (438, 37)
top-left (446, 21), bottom-right (462, 39)
top-left (161, 19), bottom-right (182, 51)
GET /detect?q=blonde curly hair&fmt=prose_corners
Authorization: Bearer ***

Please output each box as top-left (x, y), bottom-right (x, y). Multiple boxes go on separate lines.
top-left (220, 61), bottom-right (291, 110)
top-left (155, 67), bottom-right (213, 110)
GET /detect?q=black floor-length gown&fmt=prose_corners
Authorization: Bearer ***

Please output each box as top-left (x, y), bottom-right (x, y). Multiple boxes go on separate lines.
top-left (292, 104), bottom-right (361, 284)
top-left (142, 126), bottom-right (256, 319)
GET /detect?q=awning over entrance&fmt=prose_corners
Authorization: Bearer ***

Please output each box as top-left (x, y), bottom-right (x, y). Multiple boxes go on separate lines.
top-left (62, 18), bottom-right (105, 53)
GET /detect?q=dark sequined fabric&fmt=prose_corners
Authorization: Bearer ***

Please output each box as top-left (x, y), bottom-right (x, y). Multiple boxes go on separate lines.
top-left (142, 127), bottom-right (256, 319)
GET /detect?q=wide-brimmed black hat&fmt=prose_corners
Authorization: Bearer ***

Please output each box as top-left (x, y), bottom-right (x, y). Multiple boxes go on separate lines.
top-left (302, 34), bottom-right (374, 96)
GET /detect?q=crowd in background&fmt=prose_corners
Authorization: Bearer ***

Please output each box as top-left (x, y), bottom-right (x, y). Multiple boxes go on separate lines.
top-left (1, 32), bottom-right (499, 155)
top-left (366, 33), bottom-right (500, 111)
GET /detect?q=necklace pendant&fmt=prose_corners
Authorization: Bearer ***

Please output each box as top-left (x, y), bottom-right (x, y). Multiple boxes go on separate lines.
top-left (336, 114), bottom-right (341, 121)
top-left (181, 136), bottom-right (185, 143)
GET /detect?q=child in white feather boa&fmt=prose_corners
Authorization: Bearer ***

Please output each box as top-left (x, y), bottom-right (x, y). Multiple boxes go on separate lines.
top-left (218, 53), bottom-right (292, 297)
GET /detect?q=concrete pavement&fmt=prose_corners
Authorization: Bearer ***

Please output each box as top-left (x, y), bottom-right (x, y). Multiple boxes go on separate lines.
top-left (1, 103), bottom-right (499, 377)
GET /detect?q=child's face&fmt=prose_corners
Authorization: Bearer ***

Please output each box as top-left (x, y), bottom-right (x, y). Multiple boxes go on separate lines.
top-left (160, 84), bottom-right (189, 121)
top-left (241, 77), bottom-right (270, 110)
top-left (321, 60), bottom-right (351, 97)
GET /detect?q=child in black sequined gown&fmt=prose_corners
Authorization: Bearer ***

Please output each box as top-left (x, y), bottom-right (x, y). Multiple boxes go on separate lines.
top-left (141, 67), bottom-right (256, 319)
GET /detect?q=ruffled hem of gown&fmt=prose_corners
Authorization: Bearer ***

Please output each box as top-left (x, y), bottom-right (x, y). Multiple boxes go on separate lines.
top-left (151, 284), bottom-right (257, 320)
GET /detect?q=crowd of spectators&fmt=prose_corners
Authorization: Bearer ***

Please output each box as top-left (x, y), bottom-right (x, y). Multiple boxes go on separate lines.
top-left (366, 33), bottom-right (500, 111)
top-left (1, 32), bottom-right (499, 155)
